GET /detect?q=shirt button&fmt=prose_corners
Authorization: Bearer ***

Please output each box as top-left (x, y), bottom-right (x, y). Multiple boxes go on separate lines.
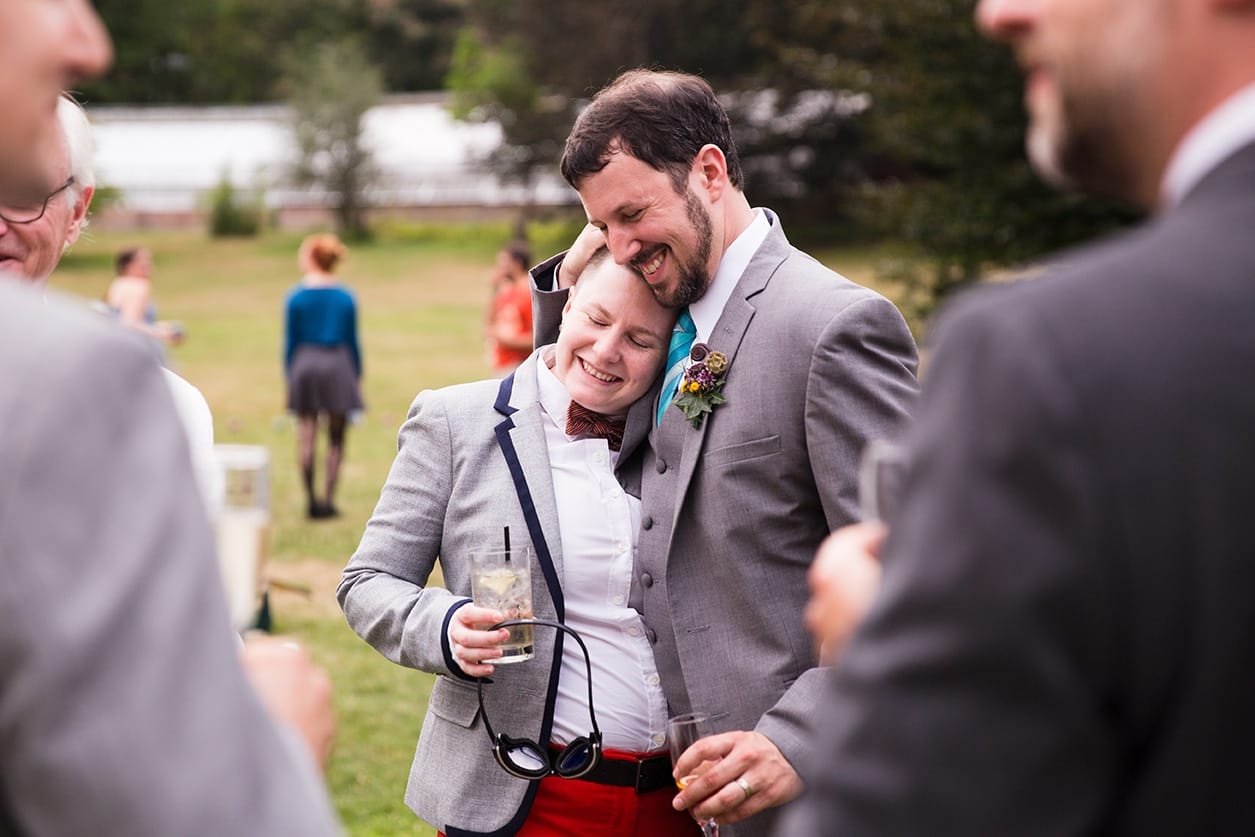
top-left (646, 674), bottom-right (660, 686)
top-left (612, 594), bottom-right (626, 605)
top-left (641, 573), bottom-right (653, 588)
top-left (617, 541), bottom-right (627, 552)
top-left (627, 626), bottom-right (641, 637)
top-left (652, 733), bottom-right (666, 747)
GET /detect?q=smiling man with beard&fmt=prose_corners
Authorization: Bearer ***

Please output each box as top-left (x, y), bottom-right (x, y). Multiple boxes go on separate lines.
top-left (531, 69), bottom-right (920, 836)
top-left (784, 0), bottom-right (1255, 834)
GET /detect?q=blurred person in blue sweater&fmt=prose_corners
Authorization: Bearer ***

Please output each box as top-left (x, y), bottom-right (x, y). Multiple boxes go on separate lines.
top-left (284, 232), bottom-right (363, 519)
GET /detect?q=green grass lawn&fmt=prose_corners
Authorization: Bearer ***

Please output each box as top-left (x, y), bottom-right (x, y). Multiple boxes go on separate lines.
top-left (51, 222), bottom-right (907, 835)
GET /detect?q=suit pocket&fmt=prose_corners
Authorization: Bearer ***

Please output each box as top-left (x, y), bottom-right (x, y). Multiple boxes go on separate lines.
top-left (427, 675), bottom-right (481, 729)
top-left (702, 434), bottom-right (781, 469)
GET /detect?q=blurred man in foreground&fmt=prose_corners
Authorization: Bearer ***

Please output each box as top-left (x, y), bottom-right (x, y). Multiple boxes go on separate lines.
top-left (0, 6), bottom-right (341, 834)
top-left (786, 0), bottom-right (1255, 833)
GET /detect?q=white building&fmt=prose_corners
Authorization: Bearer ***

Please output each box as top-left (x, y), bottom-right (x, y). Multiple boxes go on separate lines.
top-left (88, 93), bottom-right (577, 227)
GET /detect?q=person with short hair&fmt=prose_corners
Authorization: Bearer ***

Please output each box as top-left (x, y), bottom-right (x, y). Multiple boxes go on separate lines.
top-left (531, 69), bottom-right (919, 836)
top-left (0, 60), bottom-right (339, 837)
top-left (341, 250), bottom-right (699, 836)
top-left (785, 0), bottom-right (1255, 833)
top-left (284, 232), bottom-right (363, 519)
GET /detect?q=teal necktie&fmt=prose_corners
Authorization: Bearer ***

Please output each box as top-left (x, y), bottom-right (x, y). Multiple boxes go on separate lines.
top-left (656, 308), bottom-right (696, 426)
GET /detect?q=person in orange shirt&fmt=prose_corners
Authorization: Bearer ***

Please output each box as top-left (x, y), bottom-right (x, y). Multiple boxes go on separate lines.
top-left (486, 240), bottom-right (534, 375)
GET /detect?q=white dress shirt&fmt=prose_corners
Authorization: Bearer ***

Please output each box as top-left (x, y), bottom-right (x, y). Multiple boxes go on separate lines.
top-left (1161, 81), bottom-right (1255, 210)
top-left (535, 351), bottom-right (670, 752)
top-left (687, 207), bottom-right (771, 342)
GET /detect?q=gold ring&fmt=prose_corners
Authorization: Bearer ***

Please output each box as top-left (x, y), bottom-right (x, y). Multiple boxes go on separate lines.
top-left (735, 776), bottom-right (754, 800)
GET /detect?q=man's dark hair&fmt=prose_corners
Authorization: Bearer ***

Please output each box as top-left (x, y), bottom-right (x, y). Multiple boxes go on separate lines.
top-left (560, 69), bottom-right (743, 194)
top-left (115, 247), bottom-right (142, 275)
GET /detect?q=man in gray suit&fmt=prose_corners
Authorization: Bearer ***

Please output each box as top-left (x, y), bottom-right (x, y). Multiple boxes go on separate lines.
top-left (783, 0), bottom-right (1255, 833)
top-left (0, 7), bottom-right (340, 833)
top-left (532, 69), bottom-right (919, 835)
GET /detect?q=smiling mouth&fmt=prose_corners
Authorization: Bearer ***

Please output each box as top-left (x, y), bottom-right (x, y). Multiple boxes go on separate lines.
top-left (635, 248), bottom-right (665, 279)
top-left (580, 358), bottom-right (620, 383)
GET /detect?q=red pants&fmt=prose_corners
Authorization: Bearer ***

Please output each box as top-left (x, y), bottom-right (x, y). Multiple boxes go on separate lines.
top-left (441, 749), bottom-right (700, 837)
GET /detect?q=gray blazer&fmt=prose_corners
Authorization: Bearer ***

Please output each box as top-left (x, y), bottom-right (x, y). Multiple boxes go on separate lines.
top-left (339, 351), bottom-right (582, 836)
top-left (780, 141), bottom-right (1255, 835)
top-left (0, 284), bottom-right (339, 836)
top-left (533, 210), bottom-right (920, 836)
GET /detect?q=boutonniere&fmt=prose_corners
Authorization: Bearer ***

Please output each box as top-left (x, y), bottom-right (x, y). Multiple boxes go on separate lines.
top-left (673, 343), bottom-right (729, 429)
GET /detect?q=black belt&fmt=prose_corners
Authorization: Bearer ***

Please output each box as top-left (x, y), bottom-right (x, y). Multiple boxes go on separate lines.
top-left (552, 748), bottom-right (673, 794)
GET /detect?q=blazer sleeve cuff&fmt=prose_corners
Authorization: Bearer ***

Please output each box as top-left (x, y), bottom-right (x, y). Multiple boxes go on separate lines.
top-left (442, 598), bottom-right (478, 682)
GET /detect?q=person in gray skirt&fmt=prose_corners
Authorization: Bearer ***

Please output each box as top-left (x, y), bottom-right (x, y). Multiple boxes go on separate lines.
top-left (284, 232), bottom-right (363, 519)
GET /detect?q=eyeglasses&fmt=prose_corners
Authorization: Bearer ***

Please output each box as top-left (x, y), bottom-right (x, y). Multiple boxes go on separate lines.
top-left (476, 618), bottom-right (603, 781)
top-left (0, 176), bottom-right (76, 225)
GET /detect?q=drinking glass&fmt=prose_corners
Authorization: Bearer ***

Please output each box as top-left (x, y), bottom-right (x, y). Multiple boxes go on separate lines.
top-left (858, 439), bottom-right (907, 522)
top-left (668, 712), bottom-right (719, 836)
top-left (469, 547), bottom-right (534, 663)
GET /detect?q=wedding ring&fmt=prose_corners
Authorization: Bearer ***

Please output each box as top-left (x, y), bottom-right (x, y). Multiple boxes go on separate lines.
top-left (735, 776), bottom-right (755, 800)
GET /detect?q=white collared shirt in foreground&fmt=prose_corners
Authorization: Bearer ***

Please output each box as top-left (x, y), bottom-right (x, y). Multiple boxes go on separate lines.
top-left (536, 352), bottom-right (669, 752)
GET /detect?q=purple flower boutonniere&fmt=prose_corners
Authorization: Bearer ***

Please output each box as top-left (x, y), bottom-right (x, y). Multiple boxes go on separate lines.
top-left (673, 343), bottom-right (729, 429)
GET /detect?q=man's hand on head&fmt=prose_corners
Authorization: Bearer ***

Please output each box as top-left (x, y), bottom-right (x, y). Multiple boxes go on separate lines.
top-left (557, 224), bottom-right (607, 289)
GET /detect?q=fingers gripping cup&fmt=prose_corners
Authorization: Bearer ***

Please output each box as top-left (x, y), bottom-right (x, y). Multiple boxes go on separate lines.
top-left (470, 547), bottom-right (535, 663)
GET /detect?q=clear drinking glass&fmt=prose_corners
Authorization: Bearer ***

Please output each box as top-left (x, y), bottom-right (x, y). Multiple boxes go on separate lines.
top-left (668, 712), bottom-right (719, 837)
top-left (469, 547), bottom-right (534, 663)
top-left (858, 439), bottom-right (907, 522)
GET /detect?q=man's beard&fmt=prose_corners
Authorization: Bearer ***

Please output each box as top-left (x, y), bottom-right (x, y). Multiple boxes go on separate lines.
top-left (652, 188), bottom-right (714, 309)
top-left (1028, 71), bottom-right (1145, 204)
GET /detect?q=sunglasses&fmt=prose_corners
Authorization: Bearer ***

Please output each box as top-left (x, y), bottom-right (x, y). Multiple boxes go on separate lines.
top-left (476, 618), bottom-right (603, 781)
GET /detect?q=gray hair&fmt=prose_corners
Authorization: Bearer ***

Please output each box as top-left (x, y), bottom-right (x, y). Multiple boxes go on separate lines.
top-left (56, 94), bottom-right (95, 207)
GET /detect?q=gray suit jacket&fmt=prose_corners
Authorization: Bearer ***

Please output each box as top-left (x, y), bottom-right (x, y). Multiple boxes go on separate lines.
top-left (780, 142), bottom-right (1255, 835)
top-left (339, 351), bottom-right (580, 836)
top-left (533, 211), bottom-right (920, 836)
top-left (0, 284), bottom-right (339, 836)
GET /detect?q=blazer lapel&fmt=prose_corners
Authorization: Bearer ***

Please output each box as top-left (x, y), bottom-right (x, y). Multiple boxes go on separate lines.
top-left (492, 361), bottom-right (566, 619)
top-left (665, 215), bottom-right (789, 524)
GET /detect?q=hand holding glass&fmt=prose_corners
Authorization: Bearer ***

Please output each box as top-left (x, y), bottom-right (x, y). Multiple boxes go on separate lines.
top-left (469, 547), bottom-right (534, 663)
top-left (669, 712), bottom-right (719, 836)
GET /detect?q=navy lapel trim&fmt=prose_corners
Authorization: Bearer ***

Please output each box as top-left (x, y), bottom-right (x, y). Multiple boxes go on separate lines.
top-left (493, 371), bottom-right (518, 417)
top-left (453, 373), bottom-right (564, 837)
top-left (492, 375), bottom-right (563, 619)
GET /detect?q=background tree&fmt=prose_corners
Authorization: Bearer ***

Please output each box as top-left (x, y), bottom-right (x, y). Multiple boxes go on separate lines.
top-left (86, 0), bottom-right (459, 103)
top-left (282, 38), bottom-right (383, 239)
top-left (840, 0), bottom-right (1139, 318)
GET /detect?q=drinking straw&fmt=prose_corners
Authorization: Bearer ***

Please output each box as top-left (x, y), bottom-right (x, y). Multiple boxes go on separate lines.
top-left (503, 526), bottom-right (511, 562)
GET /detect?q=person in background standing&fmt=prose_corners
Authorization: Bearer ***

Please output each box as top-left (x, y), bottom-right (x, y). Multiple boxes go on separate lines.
top-left (106, 245), bottom-right (186, 354)
top-left (486, 239), bottom-right (535, 376)
top-left (284, 232), bottom-right (363, 520)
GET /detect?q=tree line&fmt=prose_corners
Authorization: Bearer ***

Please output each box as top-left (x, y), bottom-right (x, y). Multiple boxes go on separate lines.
top-left (87, 0), bottom-right (1137, 311)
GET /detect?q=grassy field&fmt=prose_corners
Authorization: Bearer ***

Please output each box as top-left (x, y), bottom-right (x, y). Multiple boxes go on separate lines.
top-left (52, 222), bottom-right (907, 835)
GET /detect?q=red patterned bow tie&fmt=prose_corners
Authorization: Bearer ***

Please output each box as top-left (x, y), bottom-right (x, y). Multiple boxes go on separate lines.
top-left (566, 402), bottom-right (626, 451)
